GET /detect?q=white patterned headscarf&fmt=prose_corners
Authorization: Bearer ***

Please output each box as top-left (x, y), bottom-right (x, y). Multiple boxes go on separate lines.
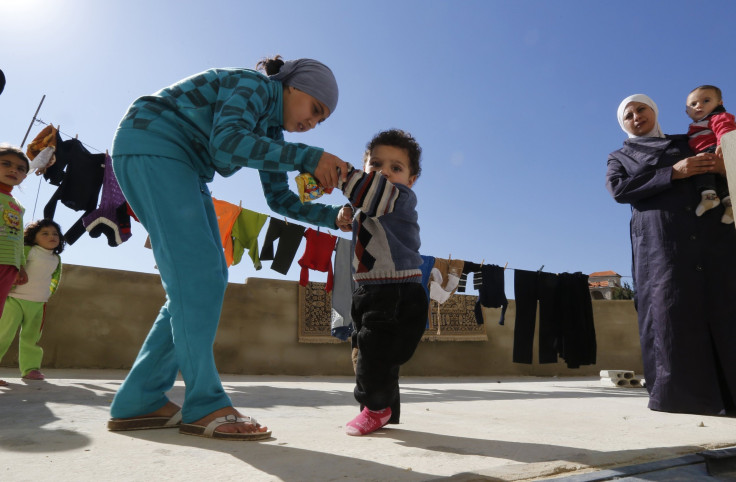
top-left (269, 59), bottom-right (339, 115)
top-left (617, 94), bottom-right (664, 138)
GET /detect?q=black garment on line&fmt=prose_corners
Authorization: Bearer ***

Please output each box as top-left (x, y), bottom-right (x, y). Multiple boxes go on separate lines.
top-left (554, 272), bottom-right (597, 369)
top-left (474, 264), bottom-right (508, 325)
top-left (513, 269), bottom-right (560, 364)
top-left (42, 138), bottom-right (105, 244)
top-left (259, 218), bottom-right (306, 275)
top-left (513, 269), bottom-right (596, 368)
top-left (457, 261), bottom-right (481, 293)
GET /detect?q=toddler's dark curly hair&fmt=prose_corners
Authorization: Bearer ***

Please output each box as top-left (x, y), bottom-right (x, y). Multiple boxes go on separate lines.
top-left (362, 129), bottom-right (422, 179)
top-left (24, 219), bottom-right (65, 254)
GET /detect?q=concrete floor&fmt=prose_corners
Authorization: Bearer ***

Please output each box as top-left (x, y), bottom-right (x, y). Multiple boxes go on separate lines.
top-left (1, 369), bottom-right (735, 481)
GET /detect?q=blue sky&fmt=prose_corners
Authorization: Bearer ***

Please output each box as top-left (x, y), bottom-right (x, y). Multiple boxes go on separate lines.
top-left (1, 0), bottom-right (735, 298)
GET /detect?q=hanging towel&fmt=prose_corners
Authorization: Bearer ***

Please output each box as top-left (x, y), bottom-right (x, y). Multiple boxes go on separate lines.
top-left (26, 124), bottom-right (58, 161)
top-left (259, 218), bottom-right (306, 275)
top-left (418, 255), bottom-right (435, 329)
top-left (82, 154), bottom-right (132, 247)
top-left (331, 237), bottom-right (356, 341)
top-left (428, 257), bottom-right (464, 304)
top-left (212, 198), bottom-right (242, 267)
top-left (298, 228), bottom-right (337, 292)
top-left (230, 207), bottom-right (268, 269)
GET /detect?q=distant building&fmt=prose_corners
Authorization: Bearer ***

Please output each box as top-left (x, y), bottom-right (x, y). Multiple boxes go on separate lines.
top-left (588, 270), bottom-right (622, 300)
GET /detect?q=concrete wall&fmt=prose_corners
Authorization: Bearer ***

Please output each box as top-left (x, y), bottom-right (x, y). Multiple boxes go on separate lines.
top-left (1, 264), bottom-right (643, 377)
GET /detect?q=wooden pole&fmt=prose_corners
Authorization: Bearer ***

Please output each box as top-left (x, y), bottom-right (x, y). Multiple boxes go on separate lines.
top-left (20, 94), bottom-right (46, 147)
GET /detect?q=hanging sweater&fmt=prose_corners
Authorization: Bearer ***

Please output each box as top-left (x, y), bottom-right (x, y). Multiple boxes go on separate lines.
top-left (0, 187), bottom-right (25, 269)
top-left (338, 168), bottom-right (422, 286)
top-left (112, 68), bottom-right (340, 228)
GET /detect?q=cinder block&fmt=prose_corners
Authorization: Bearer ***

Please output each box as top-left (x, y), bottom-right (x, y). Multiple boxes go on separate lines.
top-left (600, 375), bottom-right (644, 388)
top-left (599, 369), bottom-right (635, 380)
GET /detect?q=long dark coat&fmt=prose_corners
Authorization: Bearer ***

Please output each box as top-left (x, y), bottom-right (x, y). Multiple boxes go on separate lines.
top-left (607, 135), bottom-right (736, 415)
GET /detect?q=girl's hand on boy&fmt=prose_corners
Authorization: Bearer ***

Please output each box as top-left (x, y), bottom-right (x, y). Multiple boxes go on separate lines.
top-left (335, 205), bottom-right (353, 232)
top-left (15, 268), bottom-right (28, 285)
top-left (315, 152), bottom-right (349, 189)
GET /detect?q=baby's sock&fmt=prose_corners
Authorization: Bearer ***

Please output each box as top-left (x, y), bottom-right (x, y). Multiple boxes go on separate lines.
top-left (345, 407), bottom-right (392, 436)
top-left (721, 196), bottom-right (734, 224)
top-left (695, 190), bottom-right (720, 217)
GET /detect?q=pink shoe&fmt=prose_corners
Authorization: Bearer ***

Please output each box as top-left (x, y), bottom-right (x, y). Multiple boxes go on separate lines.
top-left (345, 407), bottom-right (391, 436)
top-left (22, 370), bottom-right (45, 380)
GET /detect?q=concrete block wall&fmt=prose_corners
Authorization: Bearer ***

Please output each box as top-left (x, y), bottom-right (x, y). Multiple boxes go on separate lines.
top-left (1, 264), bottom-right (643, 377)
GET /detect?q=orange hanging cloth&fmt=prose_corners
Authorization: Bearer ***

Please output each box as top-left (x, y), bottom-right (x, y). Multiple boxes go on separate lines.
top-left (26, 124), bottom-right (58, 160)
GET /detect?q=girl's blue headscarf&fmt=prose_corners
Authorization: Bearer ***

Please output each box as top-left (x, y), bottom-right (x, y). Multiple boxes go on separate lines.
top-left (269, 59), bottom-right (339, 115)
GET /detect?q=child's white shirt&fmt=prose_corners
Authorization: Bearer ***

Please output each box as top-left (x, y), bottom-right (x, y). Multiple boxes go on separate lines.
top-left (10, 246), bottom-right (59, 302)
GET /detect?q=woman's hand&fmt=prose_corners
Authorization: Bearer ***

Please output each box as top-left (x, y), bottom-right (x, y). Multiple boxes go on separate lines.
top-left (314, 151), bottom-right (349, 189)
top-left (671, 152), bottom-right (722, 180)
top-left (335, 205), bottom-right (353, 232)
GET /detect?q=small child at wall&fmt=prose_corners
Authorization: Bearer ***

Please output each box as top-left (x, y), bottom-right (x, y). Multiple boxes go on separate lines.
top-left (685, 84), bottom-right (736, 223)
top-left (0, 144), bottom-right (29, 387)
top-left (0, 219), bottom-right (63, 384)
top-left (334, 129), bottom-right (428, 436)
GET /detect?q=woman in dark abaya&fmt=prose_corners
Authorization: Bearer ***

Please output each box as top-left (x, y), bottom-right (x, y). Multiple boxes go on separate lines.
top-left (606, 94), bottom-right (736, 415)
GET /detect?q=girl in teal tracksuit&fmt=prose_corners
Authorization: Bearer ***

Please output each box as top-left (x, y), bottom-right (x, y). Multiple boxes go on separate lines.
top-left (107, 56), bottom-right (350, 440)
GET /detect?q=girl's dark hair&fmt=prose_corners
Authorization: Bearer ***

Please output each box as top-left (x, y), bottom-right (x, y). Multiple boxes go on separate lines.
top-left (256, 55), bottom-right (285, 76)
top-left (24, 219), bottom-right (65, 254)
top-left (363, 129), bottom-right (423, 179)
top-left (0, 143), bottom-right (30, 171)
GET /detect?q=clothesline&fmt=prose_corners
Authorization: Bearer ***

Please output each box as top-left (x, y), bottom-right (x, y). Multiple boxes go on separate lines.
top-left (24, 120), bottom-right (633, 280)
top-left (33, 118), bottom-right (105, 154)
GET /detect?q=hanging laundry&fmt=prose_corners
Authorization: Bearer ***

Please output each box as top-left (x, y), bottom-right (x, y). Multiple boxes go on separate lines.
top-left (418, 255), bottom-right (435, 329)
top-left (513, 269), bottom-right (596, 368)
top-left (28, 146), bottom-right (56, 173)
top-left (331, 237), bottom-right (356, 341)
top-left (474, 264), bottom-right (508, 325)
top-left (212, 198), bottom-right (242, 267)
top-left (428, 257), bottom-right (464, 304)
top-left (230, 207), bottom-right (268, 269)
top-left (554, 272), bottom-right (596, 369)
top-left (259, 218), bottom-right (306, 275)
top-left (41, 130), bottom-right (67, 186)
top-left (513, 269), bottom-right (561, 365)
top-left (298, 228), bottom-right (337, 292)
top-left (80, 154), bottom-right (132, 247)
top-left (457, 261), bottom-right (481, 293)
top-left (43, 138), bottom-right (105, 245)
top-left (26, 124), bottom-right (58, 161)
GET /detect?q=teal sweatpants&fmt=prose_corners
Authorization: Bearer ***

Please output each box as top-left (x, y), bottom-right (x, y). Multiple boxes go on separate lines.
top-left (110, 154), bottom-right (231, 424)
top-left (0, 297), bottom-right (45, 376)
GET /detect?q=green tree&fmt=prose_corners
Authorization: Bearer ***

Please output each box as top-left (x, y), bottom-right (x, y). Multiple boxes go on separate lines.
top-left (612, 281), bottom-right (635, 300)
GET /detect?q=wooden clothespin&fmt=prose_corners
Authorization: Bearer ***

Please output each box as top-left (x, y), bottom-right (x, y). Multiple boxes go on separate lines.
top-left (284, 217), bottom-right (288, 225)
top-left (75, 134), bottom-right (78, 139)
top-left (503, 262), bottom-right (508, 270)
top-left (238, 200), bottom-right (242, 209)
top-left (538, 265), bottom-right (545, 272)
top-left (448, 253), bottom-right (452, 261)
top-left (480, 259), bottom-right (485, 267)
top-left (105, 149), bottom-right (109, 155)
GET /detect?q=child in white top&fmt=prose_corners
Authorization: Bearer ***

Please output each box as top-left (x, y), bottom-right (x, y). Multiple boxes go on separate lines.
top-left (0, 219), bottom-right (63, 383)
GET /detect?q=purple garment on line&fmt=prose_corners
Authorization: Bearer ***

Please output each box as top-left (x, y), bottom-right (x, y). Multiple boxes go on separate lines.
top-left (82, 154), bottom-right (132, 246)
